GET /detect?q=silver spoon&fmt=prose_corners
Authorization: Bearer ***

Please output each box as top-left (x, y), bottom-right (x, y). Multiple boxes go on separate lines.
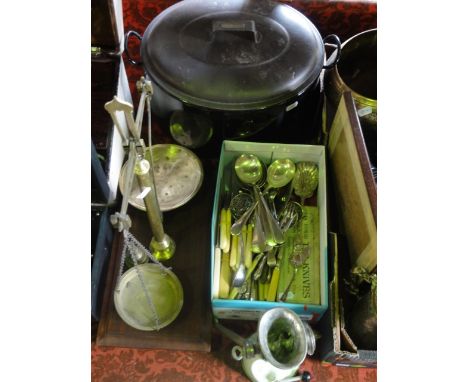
top-left (231, 201), bottom-right (258, 236)
top-left (254, 186), bottom-right (285, 246)
top-left (234, 154), bottom-right (263, 185)
top-left (252, 209), bottom-right (268, 253)
top-left (264, 158), bottom-right (296, 219)
top-left (235, 154), bottom-right (284, 247)
top-left (231, 233), bottom-right (247, 288)
top-left (231, 202), bottom-right (257, 288)
top-left (253, 253), bottom-right (268, 281)
top-left (266, 158), bottom-right (296, 189)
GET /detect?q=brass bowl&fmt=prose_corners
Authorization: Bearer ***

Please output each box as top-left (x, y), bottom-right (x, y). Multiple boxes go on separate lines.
top-left (325, 29), bottom-right (377, 129)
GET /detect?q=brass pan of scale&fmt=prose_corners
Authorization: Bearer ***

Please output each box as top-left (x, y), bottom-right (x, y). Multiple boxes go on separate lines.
top-left (114, 263), bottom-right (184, 331)
top-left (119, 144), bottom-right (204, 211)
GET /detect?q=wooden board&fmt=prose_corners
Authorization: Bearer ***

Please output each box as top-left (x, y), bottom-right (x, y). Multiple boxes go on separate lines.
top-left (96, 160), bottom-right (215, 351)
top-left (328, 92), bottom-right (377, 272)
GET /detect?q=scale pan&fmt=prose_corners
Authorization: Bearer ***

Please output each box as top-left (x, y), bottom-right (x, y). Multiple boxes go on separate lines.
top-left (119, 144), bottom-right (204, 211)
top-left (114, 263), bottom-right (184, 331)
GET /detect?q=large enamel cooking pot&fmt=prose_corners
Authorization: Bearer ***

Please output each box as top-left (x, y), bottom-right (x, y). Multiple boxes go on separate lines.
top-left (125, 0), bottom-right (341, 143)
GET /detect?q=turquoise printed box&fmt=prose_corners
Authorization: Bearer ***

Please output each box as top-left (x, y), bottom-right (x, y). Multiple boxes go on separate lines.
top-left (210, 141), bottom-right (328, 323)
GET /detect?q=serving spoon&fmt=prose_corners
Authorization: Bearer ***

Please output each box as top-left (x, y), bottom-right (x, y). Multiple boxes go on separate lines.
top-left (235, 154), bottom-right (267, 252)
top-left (265, 158), bottom-right (296, 218)
top-left (266, 158), bottom-right (296, 189)
top-left (235, 154), bottom-right (285, 247)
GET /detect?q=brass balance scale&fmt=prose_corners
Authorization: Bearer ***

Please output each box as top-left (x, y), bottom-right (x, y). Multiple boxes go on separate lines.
top-left (104, 78), bottom-right (203, 331)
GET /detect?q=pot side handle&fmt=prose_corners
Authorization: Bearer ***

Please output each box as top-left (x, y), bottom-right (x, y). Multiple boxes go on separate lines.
top-left (124, 30), bottom-right (143, 65)
top-left (323, 34), bottom-right (342, 69)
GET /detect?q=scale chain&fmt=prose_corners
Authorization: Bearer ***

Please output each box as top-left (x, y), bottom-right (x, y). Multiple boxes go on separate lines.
top-left (116, 230), bottom-right (170, 330)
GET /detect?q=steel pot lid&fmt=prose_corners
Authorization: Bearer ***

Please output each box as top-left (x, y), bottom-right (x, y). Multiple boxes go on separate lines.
top-left (141, 0), bottom-right (325, 111)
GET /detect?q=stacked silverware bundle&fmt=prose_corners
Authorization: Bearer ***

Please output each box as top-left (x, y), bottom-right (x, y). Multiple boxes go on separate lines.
top-left (216, 154), bottom-right (319, 302)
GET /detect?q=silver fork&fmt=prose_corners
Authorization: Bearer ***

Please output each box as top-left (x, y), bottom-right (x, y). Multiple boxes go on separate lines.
top-left (280, 201), bottom-right (302, 232)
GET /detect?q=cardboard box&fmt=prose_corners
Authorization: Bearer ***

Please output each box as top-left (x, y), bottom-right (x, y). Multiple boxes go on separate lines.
top-left (210, 141), bottom-right (328, 322)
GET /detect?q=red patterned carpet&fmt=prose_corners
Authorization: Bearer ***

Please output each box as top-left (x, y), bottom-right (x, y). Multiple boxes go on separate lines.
top-left (91, 342), bottom-right (377, 382)
top-left (92, 317), bottom-right (376, 382)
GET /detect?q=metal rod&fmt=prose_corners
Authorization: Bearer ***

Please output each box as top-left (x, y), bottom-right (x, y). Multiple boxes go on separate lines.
top-left (136, 77), bottom-right (153, 138)
top-left (134, 91), bottom-right (147, 138)
top-left (134, 157), bottom-right (165, 242)
top-left (121, 140), bottom-right (137, 218)
top-left (213, 320), bottom-right (246, 347)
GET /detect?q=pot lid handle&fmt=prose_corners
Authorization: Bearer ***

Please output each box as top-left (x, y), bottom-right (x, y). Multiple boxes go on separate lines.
top-left (211, 20), bottom-right (260, 44)
top-left (323, 34), bottom-right (342, 69)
